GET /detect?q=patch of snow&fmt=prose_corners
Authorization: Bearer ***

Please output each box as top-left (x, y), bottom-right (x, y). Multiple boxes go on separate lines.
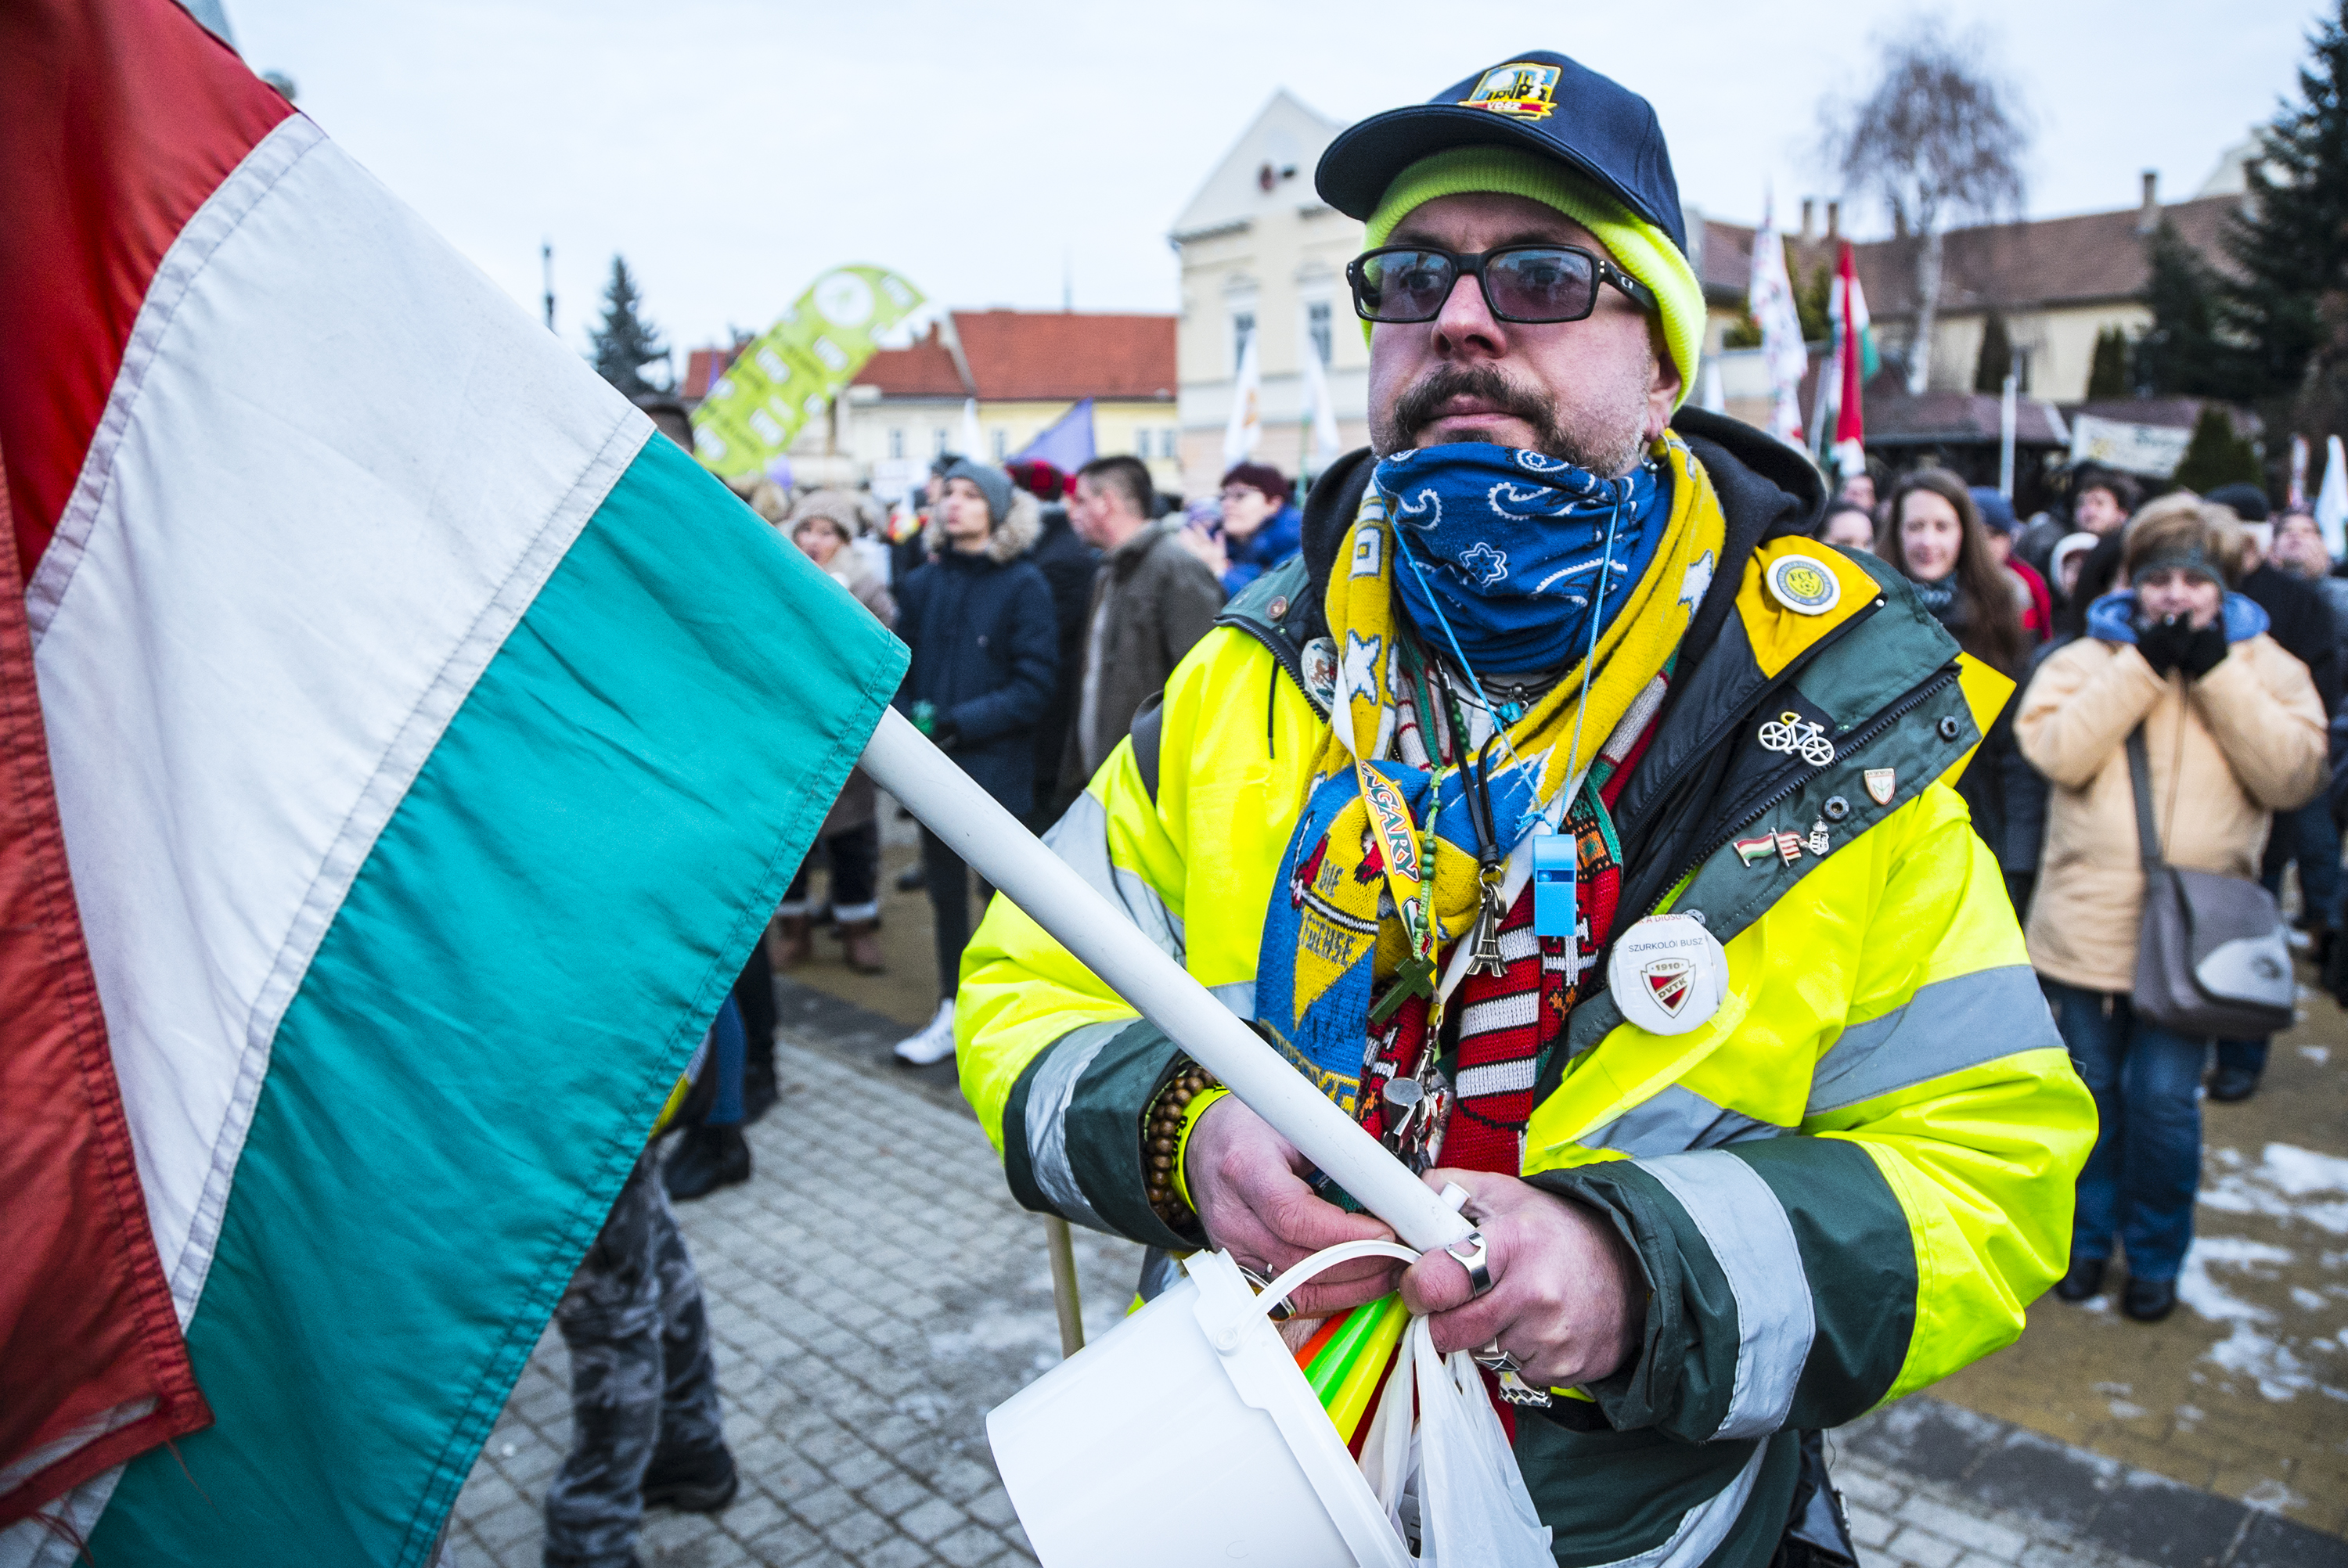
top-left (2292, 1286), bottom-right (2328, 1311)
top-left (2206, 1322), bottom-right (2315, 1400)
top-left (2199, 1145), bottom-right (2348, 1235)
top-left (2092, 1380), bottom-right (2133, 1397)
top-left (2107, 1399), bottom-right (2147, 1419)
top-left (2301, 1045), bottom-right (2330, 1065)
top-left (2242, 1478), bottom-right (2307, 1512)
top-left (2261, 1143), bottom-right (2348, 1196)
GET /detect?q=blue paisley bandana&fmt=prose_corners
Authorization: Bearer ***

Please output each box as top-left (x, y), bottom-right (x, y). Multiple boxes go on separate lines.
top-left (1379, 444), bottom-right (1669, 672)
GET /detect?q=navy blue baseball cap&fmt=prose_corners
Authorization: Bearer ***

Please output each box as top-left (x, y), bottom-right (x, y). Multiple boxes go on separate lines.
top-left (1315, 51), bottom-right (1687, 255)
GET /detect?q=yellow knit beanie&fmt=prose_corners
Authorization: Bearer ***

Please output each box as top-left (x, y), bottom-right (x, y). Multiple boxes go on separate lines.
top-left (1363, 146), bottom-right (1703, 407)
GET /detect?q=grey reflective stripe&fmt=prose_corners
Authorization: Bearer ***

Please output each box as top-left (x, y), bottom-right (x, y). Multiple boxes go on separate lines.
top-left (1579, 1083), bottom-right (1776, 1158)
top-left (1130, 691), bottom-right (1165, 804)
top-left (1208, 980), bottom-right (1256, 1018)
top-left (1583, 1439), bottom-right (1770, 1568)
top-left (1025, 1022), bottom-right (1124, 1232)
top-left (1807, 964), bottom-right (2054, 1117)
top-left (1041, 792), bottom-right (1186, 960)
top-left (1640, 1150), bottom-right (1814, 1443)
top-left (1136, 1246), bottom-right (1183, 1303)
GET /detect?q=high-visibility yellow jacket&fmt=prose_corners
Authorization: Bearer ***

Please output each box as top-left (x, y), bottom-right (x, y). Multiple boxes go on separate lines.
top-left (958, 413), bottom-right (2095, 1565)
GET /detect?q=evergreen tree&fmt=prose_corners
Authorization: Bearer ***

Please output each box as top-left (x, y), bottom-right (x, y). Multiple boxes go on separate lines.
top-left (1795, 257), bottom-right (1834, 346)
top-left (2217, 2), bottom-right (2348, 429)
top-left (1720, 247), bottom-right (1833, 350)
top-left (2086, 326), bottom-right (2133, 400)
top-left (1972, 313), bottom-right (2013, 392)
top-left (589, 254), bottom-right (669, 399)
top-left (2137, 220), bottom-right (2229, 397)
top-left (2172, 405), bottom-right (2263, 494)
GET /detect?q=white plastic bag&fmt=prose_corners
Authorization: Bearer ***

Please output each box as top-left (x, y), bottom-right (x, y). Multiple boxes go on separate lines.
top-left (1357, 1317), bottom-right (1551, 1566)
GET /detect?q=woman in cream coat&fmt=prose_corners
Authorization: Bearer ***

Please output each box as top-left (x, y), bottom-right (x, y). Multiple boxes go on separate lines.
top-left (2015, 494), bottom-right (2325, 1322)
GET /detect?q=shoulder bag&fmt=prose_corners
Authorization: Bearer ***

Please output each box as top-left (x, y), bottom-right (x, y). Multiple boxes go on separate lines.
top-left (2127, 725), bottom-right (2296, 1037)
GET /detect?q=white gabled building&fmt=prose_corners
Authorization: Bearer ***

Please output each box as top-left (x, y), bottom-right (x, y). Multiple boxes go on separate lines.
top-left (1170, 91), bottom-right (1371, 497)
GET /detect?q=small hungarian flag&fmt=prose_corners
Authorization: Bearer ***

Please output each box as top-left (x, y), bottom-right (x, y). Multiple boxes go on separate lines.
top-left (0, 0), bottom-right (904, 1559)
top-left (1828, 240), bottom-right (1873, 479)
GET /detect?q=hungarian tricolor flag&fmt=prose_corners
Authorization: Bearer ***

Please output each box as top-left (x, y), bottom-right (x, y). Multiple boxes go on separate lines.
top-left (0, 1), bottom-right (903, 1561)
top-left (1828, 239), bottom-right (1873, 480)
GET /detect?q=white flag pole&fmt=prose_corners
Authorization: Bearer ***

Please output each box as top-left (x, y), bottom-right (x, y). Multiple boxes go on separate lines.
top-left (856, 708), bottom-right (1475, 1255)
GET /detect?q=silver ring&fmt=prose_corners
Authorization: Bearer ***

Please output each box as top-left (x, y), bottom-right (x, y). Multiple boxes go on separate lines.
top-left (1236, 1263), bottom-right (1292, 1321)
top-left (1470, 1339), bottom-right (1521, 1376)
top-left (1445, 1229), bottom-right (1495, 1296)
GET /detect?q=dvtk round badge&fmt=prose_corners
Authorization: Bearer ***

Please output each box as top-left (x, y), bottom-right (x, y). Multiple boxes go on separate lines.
top-left (1607, 912), bottom-right (1728, 1036)
top-left (1766, 553), bottom-right (1842, 616)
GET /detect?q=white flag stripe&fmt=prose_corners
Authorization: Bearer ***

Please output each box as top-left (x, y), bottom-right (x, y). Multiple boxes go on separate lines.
top-left (31, 117), bottom-right (640, 1324)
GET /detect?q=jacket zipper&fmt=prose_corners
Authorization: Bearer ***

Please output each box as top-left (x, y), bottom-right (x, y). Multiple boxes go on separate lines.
top-left (1640, 663), bottom-right (1963, 920)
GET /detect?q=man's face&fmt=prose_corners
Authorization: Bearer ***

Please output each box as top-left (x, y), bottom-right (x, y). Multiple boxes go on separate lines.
top-left (941, 478), bottom-right (993, 551)
top-left (1069, 475), bottom-right (1125, 547)
top-left (2075, 485), bottom-right (2126, 535)
top-left (2276, 513), bottom-right (2328, 576)
top-left (1838, 473), bottom-right (1876, 512)
top-left (1365, 192), bottom-right (1679, 477)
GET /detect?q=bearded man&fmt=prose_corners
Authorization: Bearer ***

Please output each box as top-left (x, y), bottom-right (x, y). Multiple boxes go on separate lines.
top-left (957, 52), bottom-right (2093, 1565)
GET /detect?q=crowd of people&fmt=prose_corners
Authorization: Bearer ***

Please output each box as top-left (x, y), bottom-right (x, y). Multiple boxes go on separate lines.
top-left (557, 40), bottom-right (2348, 1566)
top-left (731, 448), bottom-right (1296, 1066)
top-left (1813, 459), bottom-right (2332, 1324)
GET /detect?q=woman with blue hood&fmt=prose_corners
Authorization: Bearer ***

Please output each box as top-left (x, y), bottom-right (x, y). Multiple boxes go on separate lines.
top-left (2016, 493), bottom-right (2325, 1323)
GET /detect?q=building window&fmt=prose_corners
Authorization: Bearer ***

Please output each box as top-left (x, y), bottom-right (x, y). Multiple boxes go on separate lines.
top-left (992, 428), bottom-right (1008, 461)
top-left (933, 428), bottom-right (949, 456)
top-left (1136, 430), bottom-right (1152, 459)
top-left (1307, 300), bottom-right (1332, 365)
top-left (1233, 311), bottom-right (1255, 372)
top-left (888, 428), bottom-right (905, 459)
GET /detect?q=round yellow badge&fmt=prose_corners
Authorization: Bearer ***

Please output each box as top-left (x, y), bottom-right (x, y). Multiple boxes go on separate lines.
top-left (1766, 554), bottom-right (1842, 616)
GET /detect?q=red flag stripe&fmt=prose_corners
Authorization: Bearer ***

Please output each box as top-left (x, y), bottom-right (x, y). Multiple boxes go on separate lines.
top-left (0, 441), bottom-right (210, 1524)
top-left (0, 0), bottom-right (291, 584)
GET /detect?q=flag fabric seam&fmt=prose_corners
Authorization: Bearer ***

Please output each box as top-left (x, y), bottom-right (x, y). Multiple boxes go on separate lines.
top-left (167, 409), bottom-right (654, 1325)
top-left (26, 114), bottom-right (323, 642)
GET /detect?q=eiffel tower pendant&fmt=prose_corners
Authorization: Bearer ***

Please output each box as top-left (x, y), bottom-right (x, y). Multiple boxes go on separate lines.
top-left (1466, 878), bottom-right (1509, 976)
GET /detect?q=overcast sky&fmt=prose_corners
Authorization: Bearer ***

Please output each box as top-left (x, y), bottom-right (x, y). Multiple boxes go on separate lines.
top-left (227, 0), bottom-right (2320, 365)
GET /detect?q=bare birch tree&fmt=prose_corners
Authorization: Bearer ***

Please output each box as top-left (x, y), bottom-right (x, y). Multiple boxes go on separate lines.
top-left (1824, 21), bottom-right (2028, 394)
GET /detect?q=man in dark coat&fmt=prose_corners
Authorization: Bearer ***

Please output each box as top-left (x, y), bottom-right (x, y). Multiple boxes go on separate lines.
top-left (891, 458), bottom-right (1058, 1065)
top-left (1062, 455), bottom-right (1225, 786)
top-left (2209, 482), bottom-right (2341, 1102)
top-left (1007, 459), bottom-right (1100, 824)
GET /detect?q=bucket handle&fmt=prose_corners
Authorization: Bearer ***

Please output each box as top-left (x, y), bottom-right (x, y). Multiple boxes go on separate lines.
top-left (1253, 1239), bottom-right (1423, 1322)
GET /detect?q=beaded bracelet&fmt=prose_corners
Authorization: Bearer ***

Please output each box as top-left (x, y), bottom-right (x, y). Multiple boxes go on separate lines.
top-left (1143, 1059), bottom-right (1223, 1232)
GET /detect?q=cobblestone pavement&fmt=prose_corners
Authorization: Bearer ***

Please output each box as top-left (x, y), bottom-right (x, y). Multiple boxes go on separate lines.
top-left (449, 992), bottom-right (2343, 1568)
top-left (1931, 970), bottom-right (2348, 1537)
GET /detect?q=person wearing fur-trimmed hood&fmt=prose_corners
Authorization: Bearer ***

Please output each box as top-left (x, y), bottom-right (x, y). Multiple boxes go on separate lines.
top-left (891, 459), bottom-right (1059, 1065)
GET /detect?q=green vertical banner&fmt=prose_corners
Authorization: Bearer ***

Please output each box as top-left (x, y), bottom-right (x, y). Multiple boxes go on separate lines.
top-left (691, 264), bottom-right (925, 479)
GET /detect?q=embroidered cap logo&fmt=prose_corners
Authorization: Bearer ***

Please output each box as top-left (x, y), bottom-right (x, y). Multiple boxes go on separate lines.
top-left (1460, 61), bottom-right (1561, 120)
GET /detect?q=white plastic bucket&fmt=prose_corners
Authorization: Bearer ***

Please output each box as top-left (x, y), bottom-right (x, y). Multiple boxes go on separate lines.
top-left (986, 1240), bottom-right (1420, 1567)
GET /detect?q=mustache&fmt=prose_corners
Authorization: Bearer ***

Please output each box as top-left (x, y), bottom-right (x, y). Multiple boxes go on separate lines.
top-left (1387, 364), bottom-right (1558, 445)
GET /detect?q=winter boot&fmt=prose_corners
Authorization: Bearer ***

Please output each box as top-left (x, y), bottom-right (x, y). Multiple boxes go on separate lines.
top-left (640, 1440), bottom-right (739, 1514)
top-left (770, 915), bottom-right (813, 970)
top-left (841, 919), bottom-right (886, 974)
top-left (662, 1125), bottom-right (750, 1202)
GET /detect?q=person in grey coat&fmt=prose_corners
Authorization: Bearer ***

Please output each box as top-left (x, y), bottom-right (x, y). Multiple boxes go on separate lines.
top-left (1061, 455), bottom-right (1226, 786)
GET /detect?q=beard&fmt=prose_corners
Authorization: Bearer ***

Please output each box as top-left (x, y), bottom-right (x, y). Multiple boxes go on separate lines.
top-left (1370, 361), bottom-right (1651, 477)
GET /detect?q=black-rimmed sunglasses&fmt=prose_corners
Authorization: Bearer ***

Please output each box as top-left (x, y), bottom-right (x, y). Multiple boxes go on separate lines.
top-left (1345, 243), bottom-right (1658, 325)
